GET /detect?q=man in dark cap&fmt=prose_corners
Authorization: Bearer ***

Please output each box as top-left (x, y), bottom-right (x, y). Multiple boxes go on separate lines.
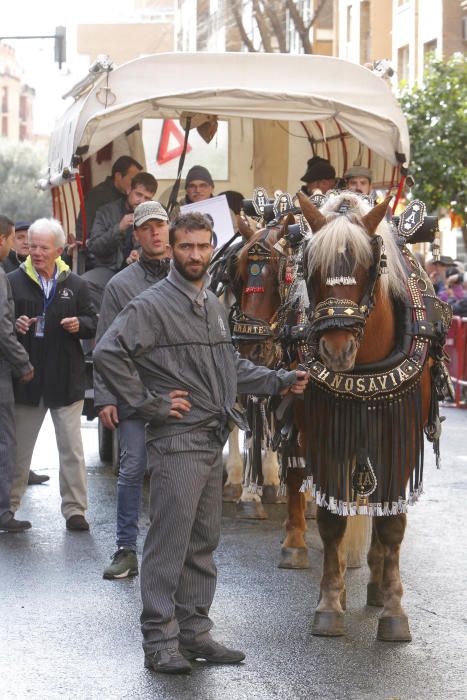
top-left (300, 156), bottom-right (336, 196)
top-left (183, 165), bottom-right (215, 204)
top-left (426, 255), bottom-right (456, 298)
top-left (1, 221), bottom-right (31, 273)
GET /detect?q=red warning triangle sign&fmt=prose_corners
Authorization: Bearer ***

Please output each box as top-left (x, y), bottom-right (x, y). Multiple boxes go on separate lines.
top-left (156, 119), bottom-right (192, 165)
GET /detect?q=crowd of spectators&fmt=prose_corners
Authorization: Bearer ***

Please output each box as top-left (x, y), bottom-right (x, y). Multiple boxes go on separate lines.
top-left (426, 255), bottom-right (467, 315)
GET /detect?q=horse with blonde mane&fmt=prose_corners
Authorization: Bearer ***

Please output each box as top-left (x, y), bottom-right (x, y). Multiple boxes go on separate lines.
top-left (234, 189), bottom-right (451, 641)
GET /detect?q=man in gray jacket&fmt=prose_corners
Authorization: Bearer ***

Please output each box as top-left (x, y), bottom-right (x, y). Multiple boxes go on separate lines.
top-left (94, 212), bottom-right (309, 674)
top-left (0, 215), bottom-right (34, 532)
top-left (95, 200), bottom-right (170, 580)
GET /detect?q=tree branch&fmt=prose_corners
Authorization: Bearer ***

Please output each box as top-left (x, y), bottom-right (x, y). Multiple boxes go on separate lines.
top-left (253, 0), bottom-right (273, 52)
top-left (286, 0), bottom-right (328, 54)
top-left (231, 0), bottom-right (257, 52)
top-left (262, 0), bottom-right (287, 53)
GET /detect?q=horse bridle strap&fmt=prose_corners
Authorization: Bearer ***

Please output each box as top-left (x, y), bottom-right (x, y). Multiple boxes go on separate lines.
top-left (311, 298), bottom-right (367, 336)
top-left (231, 308), bottom-right (276, 342)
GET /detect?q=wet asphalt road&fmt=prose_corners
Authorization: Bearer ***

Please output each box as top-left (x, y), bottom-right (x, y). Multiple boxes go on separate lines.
top-left (1, 407), bottom-right (467, 700)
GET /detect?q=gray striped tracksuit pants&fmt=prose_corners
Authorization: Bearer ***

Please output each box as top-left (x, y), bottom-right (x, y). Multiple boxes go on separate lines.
top-left (0, 366), bottom-right (15, 522)
top-left (140, 427), bottom-right (225, 653)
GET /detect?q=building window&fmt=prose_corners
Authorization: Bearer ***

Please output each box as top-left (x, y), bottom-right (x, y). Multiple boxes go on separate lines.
top-left (423, 39), bottom-right (437, 65)
top-left (1, 87), bottom-right (8, 114)
top-left (397, 44), bottom-right (410, 83)
top-left (2, 115), bottom-right (8, 137)
top-left (360, 0), bottom-right (370, 65)
top-left (346, 4), bottom-right (353, 44)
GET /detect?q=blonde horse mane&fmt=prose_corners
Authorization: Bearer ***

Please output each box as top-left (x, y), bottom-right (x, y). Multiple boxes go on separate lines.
top-left (305, 193), bottom-right (406, 300)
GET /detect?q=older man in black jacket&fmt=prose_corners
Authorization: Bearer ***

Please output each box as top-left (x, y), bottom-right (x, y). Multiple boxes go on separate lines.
top-left (8, 218), bottom-right (98, 531)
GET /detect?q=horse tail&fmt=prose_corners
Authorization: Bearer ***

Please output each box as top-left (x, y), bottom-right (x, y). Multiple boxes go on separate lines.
top-left (343, 515), bottom-right (371, 568)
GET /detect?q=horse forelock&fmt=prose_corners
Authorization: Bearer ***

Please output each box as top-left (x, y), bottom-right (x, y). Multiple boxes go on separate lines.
top-left (305, 193), bottom-right (406, 299)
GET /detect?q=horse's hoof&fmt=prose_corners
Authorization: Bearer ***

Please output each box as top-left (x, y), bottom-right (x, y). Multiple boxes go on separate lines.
top-left (312, 611), bottom-right (345, 637)
top-left (236, 501), bottom-right (268, 520)
top-left (223, 483), bottom-right (242, 502)
top-left (367, 582), bottom-right (384, 607)
top-left (305, 500), bottom-right (317, 519)
top-left (278, 547), bottom-right (310, 569)
top-left (261, 485), bottom-right (287, 504)
top-left (377, 615), bottom-right (412, 642)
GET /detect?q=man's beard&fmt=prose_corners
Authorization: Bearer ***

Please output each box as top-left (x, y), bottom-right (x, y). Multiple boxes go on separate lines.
top-left (173, 256), bottom-right (210, 282)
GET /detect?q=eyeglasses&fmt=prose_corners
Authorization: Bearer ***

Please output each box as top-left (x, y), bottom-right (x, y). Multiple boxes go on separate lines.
top-left (186, 183), bottom-right (211, 191)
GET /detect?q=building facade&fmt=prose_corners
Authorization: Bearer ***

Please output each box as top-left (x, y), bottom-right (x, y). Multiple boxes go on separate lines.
top-left (77, 0), bottom-right (175, 65)
top-left (0, 42), bottom-right (35, 142)
top-left (335, 0), bottom-right (466, 86)
top-left (175, 0), bottom-right (334, 55)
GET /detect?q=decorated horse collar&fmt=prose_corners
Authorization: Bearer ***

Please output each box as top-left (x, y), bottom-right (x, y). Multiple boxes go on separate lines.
top-left (307, 249), bottom-right (450, 401)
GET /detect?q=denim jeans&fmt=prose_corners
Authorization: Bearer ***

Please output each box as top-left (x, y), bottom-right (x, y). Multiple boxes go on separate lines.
top-left (117, 418), bottom-right (147, 549)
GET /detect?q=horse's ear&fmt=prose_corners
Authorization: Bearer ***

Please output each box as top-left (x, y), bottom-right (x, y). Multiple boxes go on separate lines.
top-left (296, 191), bottom-right (326, 233)
top-left (282, 212), bottom-right (296, 231)
top-left (361, 194), bottom-right (393, 236)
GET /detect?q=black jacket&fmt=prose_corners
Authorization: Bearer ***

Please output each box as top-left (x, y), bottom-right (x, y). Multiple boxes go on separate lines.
top-left (75, 176), bottom-right (124, 241)
top-left (1, 249), bottom-right (24, 273)
top-left (8, 258), bottom-right (98, 408)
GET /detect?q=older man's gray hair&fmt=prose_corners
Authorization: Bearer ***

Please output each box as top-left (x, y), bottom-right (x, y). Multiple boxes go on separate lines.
top-left (28, 218), bottom-right (66, 248)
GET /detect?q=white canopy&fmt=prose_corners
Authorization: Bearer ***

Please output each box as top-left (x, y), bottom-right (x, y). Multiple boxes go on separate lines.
top-left (47, 52), bottom-right (409, 184)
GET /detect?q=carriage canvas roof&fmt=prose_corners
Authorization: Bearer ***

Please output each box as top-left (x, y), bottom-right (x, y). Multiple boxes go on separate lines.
top-left (47, 52), bottom-right (410, 184)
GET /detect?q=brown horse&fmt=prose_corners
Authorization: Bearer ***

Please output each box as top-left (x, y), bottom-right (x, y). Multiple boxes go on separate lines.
top-left (233, 221), bottom-right (312, 569)
top-left (236, 190), bottom-right (444, 641)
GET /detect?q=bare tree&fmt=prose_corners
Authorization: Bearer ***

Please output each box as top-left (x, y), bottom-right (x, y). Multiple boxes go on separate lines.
top-left (230, 0), bottom-right (329, 54)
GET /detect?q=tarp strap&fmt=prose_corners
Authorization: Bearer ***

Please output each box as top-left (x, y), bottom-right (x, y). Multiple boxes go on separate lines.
top-left (167, 117), bottom-right (192, 215)
top-left (75, 170), bottom-right (87, 244)
top-left (392, 174), bottom-right (406, 214)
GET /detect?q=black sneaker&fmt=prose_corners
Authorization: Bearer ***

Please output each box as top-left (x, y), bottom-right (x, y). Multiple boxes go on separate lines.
top-left (0, 514), bottom-right (32, 532)
top-left (103, 548), bottom-right (138, 580)
top-left (180, 637), bottom-right (245, 664)
top-left (144, 648), bottom-right (192, 674)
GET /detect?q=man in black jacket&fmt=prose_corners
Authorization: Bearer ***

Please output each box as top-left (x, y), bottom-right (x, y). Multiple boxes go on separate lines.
top-left (75, 155), bottom-right (143, 243)
top-left (8, 218), bottom-right (98, 531)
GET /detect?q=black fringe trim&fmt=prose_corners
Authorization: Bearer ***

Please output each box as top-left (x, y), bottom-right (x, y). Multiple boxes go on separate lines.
top-left (302, 379), bottom-right (425, 515)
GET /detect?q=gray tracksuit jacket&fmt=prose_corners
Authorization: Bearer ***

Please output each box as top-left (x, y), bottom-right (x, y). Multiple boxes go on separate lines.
top-left (0, 267), bottom-right (33, 399)
top-left (93, 256), bottom-right (170, 415)
top-left (94, 263), bottom-right (297, 441)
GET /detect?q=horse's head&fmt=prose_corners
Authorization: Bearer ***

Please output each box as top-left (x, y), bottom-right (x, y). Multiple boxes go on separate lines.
top-left (299, 190), bottom-right (394, 372)
top-left (232, 222), bottom-right (291, 368)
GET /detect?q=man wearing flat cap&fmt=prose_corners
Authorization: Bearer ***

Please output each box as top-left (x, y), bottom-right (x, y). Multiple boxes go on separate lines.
top-left (95, 200), bottom-right (171, 580)
top-left (344, 165), bottom-right (373, 195)
top-left (300, 156), bottom-right (336, 196)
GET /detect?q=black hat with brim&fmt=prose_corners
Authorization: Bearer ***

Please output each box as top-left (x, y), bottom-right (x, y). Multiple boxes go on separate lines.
top-left (300, 156), bottom-right (336, 183)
